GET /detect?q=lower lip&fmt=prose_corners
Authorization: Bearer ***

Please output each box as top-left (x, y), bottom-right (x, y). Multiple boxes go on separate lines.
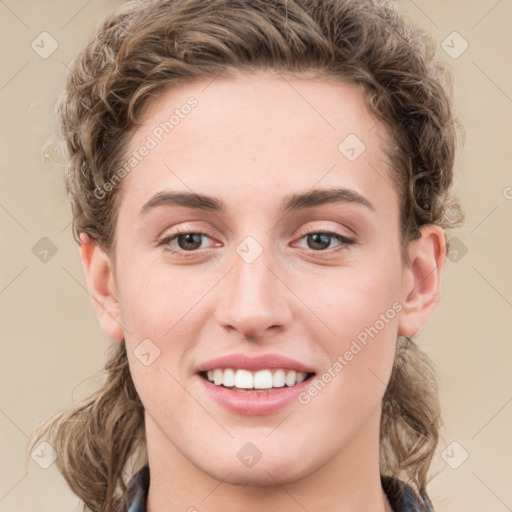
top-left (197, 374), bottom-right (314, 416)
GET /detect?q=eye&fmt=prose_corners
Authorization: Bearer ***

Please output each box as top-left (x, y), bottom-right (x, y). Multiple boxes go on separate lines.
top-left (295, 231), bottom-right (355, 255)
top-left (157, 228), bottom-right (355, 259)
top-left (157, 229), bottom-right (217, 258)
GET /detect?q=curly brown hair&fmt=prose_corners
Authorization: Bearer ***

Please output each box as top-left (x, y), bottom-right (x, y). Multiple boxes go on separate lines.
top-left (28, 0), bottom-right (464, 511)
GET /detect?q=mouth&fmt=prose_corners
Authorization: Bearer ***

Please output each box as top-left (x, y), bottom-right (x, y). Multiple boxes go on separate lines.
top-left (198, 368), bottom-right (316, 392)
top-left (195, 353), bottom-right (317, 414)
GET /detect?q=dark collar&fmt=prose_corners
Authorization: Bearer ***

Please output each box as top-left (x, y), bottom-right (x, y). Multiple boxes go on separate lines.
top-left (125, 465), bottom-right (434, 512)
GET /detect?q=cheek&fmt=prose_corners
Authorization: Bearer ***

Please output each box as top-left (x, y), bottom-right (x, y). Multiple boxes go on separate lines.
top-left (303, 263), bottom-right (401, 340)
top-left (116, 258), bottom-right (204, 337)
top-left (301, 267), bottom-right (400, 402)
top-left (116, 261), bottom-right (211, 401)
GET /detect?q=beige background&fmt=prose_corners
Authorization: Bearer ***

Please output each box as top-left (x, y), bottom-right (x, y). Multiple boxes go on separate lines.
top-left (1, 1), bottom-right (511, 511)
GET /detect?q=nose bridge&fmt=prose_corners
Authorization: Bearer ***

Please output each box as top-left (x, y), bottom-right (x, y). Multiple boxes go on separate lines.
top-left (215, 233), bottom-right (292, 338)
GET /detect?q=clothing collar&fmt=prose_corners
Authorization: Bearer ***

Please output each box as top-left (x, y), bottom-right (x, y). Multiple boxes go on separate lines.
top-left (125, 465), bottom-right (434, 512)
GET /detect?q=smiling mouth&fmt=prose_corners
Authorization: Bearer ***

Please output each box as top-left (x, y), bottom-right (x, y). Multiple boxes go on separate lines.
top-left (199, 368), bottom-right (316, 392)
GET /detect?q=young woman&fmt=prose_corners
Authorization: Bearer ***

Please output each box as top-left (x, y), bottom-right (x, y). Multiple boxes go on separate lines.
top-left (29, 0), bottom-right (464, 511)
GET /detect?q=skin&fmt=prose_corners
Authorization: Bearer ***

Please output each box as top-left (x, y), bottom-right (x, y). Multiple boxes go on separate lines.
top-left (79, 71), bottom-right (445, 512)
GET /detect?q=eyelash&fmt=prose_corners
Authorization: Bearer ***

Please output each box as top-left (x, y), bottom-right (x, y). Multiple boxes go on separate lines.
top-left (157, 228), bottom-right (355, 259)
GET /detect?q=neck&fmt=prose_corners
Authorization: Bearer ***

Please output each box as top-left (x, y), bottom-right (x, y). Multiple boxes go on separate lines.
top-left (145, 408), bottom-right (392, 512)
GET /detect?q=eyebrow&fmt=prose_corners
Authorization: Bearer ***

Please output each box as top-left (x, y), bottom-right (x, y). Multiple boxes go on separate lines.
top-left (139, 187), bottom-right (375, 216)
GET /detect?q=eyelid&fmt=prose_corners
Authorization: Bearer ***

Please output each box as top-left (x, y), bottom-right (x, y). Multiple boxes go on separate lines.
top-left (157, 229), bottom-right (218, 251)
top-left (295, 222), bottom-right (356, 240)
top-left (291, 229), bottom-right (356, 255)
top-left (157, 228), bottom-right (356, 261)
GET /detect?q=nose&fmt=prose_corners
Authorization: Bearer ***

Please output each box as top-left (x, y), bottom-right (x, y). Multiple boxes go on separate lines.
top-left (215, 238), bottom-right (293, 341)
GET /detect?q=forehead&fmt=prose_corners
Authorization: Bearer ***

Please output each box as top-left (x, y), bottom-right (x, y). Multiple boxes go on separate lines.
top-left (118, 72), bottom-right (395, 216)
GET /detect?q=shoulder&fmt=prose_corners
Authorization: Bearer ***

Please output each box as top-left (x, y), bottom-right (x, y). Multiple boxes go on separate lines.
top-left (124, 465), bottom-right (150, 512)
top-left (381, 475), bottom-right (435, 512)
top-left (122, 466), bottom-right (434, 512)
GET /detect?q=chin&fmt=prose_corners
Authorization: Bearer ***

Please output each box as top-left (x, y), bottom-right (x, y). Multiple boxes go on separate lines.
top-left (195, 448), bottom-right (314, 488)
top-left (204, 462), bottom-right (304, 487)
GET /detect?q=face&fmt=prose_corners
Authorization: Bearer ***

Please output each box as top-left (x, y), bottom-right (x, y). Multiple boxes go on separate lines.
top-left (83, 71), bottom-right (442, 487)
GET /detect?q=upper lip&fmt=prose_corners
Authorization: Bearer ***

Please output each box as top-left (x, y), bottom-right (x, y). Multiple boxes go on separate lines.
top-left (195, 354), bottom-right (316, 374)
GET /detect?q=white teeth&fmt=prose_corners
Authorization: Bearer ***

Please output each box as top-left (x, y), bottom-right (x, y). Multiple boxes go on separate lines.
top-left (296, 372), bottom-right (307, 384)
top-left (223, 368), bottom-right (235, 387)
top-left (234, 369), bottom-right (253, 389)
top-left (254, 370), bottom-right (273, 389)
top-left (272, 369), bottom-right (286, 388)
top-left (213, 368), bottom-right (223, 386)
top-left (204, 368), bottom-right (310, 389)
top-left (285, 370), bottom-right (297, 387)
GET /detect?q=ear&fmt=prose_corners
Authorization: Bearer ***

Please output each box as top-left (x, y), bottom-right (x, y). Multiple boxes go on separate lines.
top-left (78, 233), bottom-right (124, 341)
top-left (397, 225), bottom-right (446, 337)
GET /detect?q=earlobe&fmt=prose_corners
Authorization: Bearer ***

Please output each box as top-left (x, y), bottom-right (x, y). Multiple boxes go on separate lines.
top-left (79, 233), bottom-right (125, 341)
top-left (397, 225), bottom-right (446, 337)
